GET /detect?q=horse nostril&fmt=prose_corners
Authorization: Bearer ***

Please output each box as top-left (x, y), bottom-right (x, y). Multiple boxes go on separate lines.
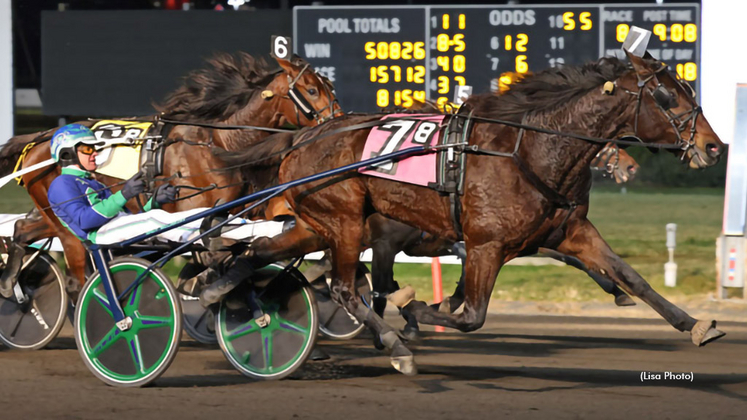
top-left (628, 166), bottom-right (637, 175)
top-left (706, 143), bottom-right (723, 157)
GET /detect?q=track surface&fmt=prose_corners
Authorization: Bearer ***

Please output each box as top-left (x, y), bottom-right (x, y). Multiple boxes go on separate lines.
top-left (2, 313), bottom-right (747, 419)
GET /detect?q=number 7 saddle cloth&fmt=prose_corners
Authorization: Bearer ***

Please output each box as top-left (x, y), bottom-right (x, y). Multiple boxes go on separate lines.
top-left (358, 112), bottom-right (472, 196)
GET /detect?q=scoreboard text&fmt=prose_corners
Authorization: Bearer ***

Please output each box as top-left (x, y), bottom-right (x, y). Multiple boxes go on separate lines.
top-left (294, 4), bottom-right (699, 112)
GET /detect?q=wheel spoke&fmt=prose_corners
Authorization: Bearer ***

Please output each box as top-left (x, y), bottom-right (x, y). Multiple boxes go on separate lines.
top-left (276, 315), bottom-right (309, 336)
top-left (224, 320), bottom-right (258, 341)
top-left (137, 314), bottom-right (173, 330)
top-left (89, 326), bottom-right (123, 358)
top-left (322, 304), bottom-right (342, 329)
top-left (127, 335), bottom-right (144, 374)
top-left (7, 308), bottom-right (26, 339)
top-left (241, 351), bottom-right (252, 365)
top-left (92, 288), bottom-right (114, 319)
top-left (261, 330), bottom-right (273, 370)
top-left (124, 279), bottom-right (144, 312)
top-left (193, 309), bottom-right (209, 329)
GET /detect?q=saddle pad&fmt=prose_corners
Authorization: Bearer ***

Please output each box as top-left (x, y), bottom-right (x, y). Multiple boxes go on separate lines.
top-left (358, 114), bottom-right (445, 187)
top-left (92, 120), bottom-right (154, 180)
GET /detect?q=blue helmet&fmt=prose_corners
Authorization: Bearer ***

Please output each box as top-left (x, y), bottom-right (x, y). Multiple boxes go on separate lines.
top-left (50, 124), bottom-right (101, 164)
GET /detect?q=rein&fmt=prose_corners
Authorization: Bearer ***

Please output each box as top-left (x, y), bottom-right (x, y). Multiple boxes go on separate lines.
top-left (154, 118), bottom-right (296, 134)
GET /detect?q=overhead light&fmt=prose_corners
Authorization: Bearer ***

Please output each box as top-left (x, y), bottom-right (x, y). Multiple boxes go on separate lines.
top-left (227, 0), bottom-right (247, 10)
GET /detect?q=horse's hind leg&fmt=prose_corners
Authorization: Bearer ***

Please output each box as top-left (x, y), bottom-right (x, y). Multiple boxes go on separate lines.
top-left (303, 213), bottom-right (416, 375)
top-left (0, 216), bottom-right (56, 297)
top-left (556, 217), bottom-right (724, 346)
top-left (389, 241), bottom-right (504, 333)
top-left (539, 248), bottom-right (635, 307)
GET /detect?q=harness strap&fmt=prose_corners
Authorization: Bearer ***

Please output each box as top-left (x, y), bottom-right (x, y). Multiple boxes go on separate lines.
top-left (507, 126), bottom-right (578, 247)
top-left (12, 142), bottom-right (37, 185)
top-left (459, 114), bottom-right (681, 150)
top-left (449, 192), bottom-right (463, 241)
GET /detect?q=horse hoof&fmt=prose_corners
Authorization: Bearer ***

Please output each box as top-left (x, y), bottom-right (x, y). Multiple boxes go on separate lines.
top-left (310, 347), bottom-right (331, 361)
top-left (390, 355), bottom-right (418, 376)
top-left (387, 286), bottom-right (416, 308)
top-left (691, 320), bottom-right (726, 347)
top-left (438, 299), bottom-right (451, 314)
top-left (402, 328), bottom-right (421, 343)
top-left (614, 294), bottom-right (636, 307)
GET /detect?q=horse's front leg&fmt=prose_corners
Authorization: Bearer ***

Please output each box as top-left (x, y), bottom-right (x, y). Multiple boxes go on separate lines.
top-left (538, 248), bottom-right (635, 307)
top-left (556, 217), bottom-right (724, 346)
top-left (435, 242), bottom-right (467, 314)
top-left (389, 241), bottom-right (503, 333)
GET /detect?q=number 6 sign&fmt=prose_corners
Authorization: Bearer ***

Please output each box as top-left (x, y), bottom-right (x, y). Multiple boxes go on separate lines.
top-left (271, 35), bottom-right (292, 60)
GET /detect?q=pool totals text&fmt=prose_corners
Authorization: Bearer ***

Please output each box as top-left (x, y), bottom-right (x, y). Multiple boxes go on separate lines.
top-left (295, 4), bottom-right (700, 112)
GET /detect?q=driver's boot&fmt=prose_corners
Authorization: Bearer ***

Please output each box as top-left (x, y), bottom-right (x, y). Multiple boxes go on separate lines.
top-left (0, 242), bottom-right (25, 299)
top-left (199, 257), bottom-right (255, 307)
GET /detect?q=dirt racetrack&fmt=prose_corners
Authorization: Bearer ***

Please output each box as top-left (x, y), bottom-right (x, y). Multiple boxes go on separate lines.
top-left (2, 313), bottom-right (747, 420)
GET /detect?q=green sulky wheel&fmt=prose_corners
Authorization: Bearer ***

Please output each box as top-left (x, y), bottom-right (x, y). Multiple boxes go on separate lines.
top-left (74, 257), bottom-right (182, 387)
top-left (0, 250), bottom-right (68, 350)
top-left (216, 264), bottom-right (318, 380)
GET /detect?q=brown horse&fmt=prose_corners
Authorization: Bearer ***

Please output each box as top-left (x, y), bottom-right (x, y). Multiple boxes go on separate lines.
top-left (226, 54), bottom-right (725, 374)
top-left (0, 53), bottom-right (341, 297)
top-left (365, 98), bottom-right (641, 341)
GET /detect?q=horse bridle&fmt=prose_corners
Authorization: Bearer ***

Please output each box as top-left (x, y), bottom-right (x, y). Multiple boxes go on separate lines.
top-left (590, 144), bottom-right (620, 176)
top-left (619, 61), bottom-right (702, 157)
top-left (285, 63), bottom-right (342, 125)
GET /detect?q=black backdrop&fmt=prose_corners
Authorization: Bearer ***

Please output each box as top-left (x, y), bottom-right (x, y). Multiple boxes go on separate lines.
top-left (41, 10), bottom-right (292, 116)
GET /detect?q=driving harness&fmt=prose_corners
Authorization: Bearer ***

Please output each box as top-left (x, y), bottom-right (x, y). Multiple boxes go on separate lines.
top-left (428, 106), bottom-right (474, 240)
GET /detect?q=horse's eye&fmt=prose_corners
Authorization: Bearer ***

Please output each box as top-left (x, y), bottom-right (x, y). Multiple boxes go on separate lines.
top-left (307, 88), bottom-right (318, 96)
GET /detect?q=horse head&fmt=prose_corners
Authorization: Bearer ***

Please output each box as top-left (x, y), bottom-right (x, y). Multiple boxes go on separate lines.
top-left (591, 144), bottom-right (639, 183)
top-left (264, 55), bottom-right (343, 127)
top-left (618, 51), bottom-right (724, 169)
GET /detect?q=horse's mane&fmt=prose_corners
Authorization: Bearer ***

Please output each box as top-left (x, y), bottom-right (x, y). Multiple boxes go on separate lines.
top-left (155, 52), bottom-right (279, 122)
top-left (467, 57), bottom-right (630, 121)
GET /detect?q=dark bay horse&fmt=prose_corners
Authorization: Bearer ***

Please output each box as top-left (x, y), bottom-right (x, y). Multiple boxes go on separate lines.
top-left (365, 99), bottom-right (641, 341)
top-left (229, 54), bottom-right (725, 374)
top-left (0, 53), bottom-right (341, 296)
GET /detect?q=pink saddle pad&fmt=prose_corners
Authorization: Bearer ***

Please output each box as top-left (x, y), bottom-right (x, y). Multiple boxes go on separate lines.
top-left (358, 114), bottom-right (445, 187)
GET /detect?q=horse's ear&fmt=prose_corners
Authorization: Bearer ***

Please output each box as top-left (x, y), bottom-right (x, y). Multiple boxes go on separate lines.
top-left (275, 57), bottom-right (295, 76)
top-left (624, 50), bottom-right (654, 79)
top-left (622, 26), bottom-right (654, 78)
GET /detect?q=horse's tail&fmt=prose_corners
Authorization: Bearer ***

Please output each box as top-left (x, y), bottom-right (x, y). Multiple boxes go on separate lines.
top-left (0, 128), bottom-right (55, 177)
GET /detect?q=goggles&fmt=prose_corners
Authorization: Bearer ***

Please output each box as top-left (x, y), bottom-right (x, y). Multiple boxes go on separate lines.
top-left (76, 144), bottom-right (97, 155)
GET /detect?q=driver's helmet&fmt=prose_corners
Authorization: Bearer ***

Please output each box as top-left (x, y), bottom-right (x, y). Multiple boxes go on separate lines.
top-left (50, 124), bottom-right (101, 164)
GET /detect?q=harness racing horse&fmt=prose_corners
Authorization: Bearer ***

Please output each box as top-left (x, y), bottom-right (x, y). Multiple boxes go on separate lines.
top-left (228, 53), bottom-right (725, 375)
top-left (0, 53), bottom-right (341, 298)
top-left (365, 101), bottom-right (641, 342)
